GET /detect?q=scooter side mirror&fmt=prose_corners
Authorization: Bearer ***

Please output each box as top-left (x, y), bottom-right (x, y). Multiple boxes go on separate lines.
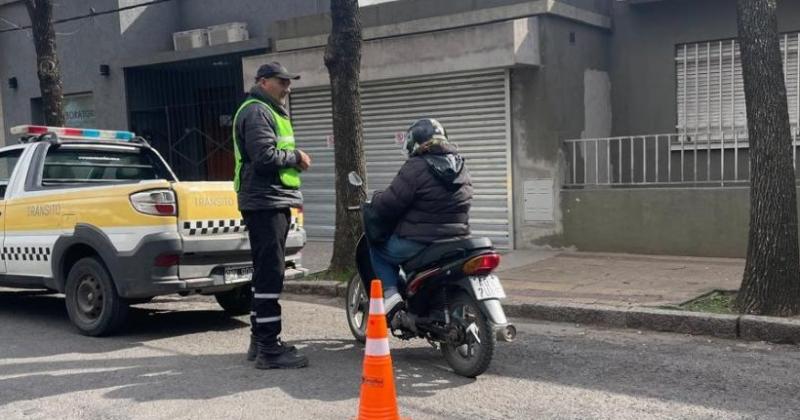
top-left (348, 171), bottom-right (363, 187)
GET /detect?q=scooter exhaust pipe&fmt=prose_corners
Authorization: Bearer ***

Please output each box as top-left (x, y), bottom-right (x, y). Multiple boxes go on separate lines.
top-left (496, 324), bottom-right (517, 342)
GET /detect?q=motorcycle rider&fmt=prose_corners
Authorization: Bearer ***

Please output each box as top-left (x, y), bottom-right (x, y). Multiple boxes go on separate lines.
top-left (365, 118), bottom-right (473, 322)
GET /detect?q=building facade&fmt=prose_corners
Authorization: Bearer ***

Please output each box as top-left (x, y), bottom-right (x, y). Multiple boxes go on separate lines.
top-left (562, 0), bottom-right (800, 257)
top-left (1, 0), bottom-right (797, 256)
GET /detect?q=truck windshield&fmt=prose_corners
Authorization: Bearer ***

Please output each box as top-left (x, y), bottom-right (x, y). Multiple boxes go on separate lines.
top-left (41, 146), bottom-right (174, 186)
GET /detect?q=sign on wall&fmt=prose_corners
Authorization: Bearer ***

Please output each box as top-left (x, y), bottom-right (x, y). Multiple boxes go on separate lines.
top-left (63, 93), bottom-right (96, 128)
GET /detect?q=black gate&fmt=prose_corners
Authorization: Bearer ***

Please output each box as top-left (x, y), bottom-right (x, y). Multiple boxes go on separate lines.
top-left (125, 51), bottom-right (263, 181)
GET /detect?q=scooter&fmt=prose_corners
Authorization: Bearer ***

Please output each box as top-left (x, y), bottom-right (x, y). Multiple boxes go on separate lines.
top-left (344, 172), bottom-right (515, 378)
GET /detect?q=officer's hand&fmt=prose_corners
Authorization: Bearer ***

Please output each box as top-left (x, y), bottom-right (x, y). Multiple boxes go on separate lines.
top-left (297, 150), bottom-right (312, 171)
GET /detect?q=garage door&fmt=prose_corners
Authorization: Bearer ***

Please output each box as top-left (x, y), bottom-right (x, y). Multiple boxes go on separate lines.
top-left (290, 70), bottom-right (512, 248)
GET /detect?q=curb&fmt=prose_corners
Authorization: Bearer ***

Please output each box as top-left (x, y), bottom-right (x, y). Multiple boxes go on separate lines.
top-left (504, 302), bottom-right (739, 339)
top-left (739, 315), bottom-right (800, 344)
top-left (285, 280), bottom-right (800, 345)
top-left (285, 280), bottom-right (346, 297)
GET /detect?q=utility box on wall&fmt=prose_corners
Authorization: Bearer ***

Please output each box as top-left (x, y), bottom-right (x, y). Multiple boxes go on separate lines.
top-left (523, 179), bottom-right (554, 222)
top-left (207, 22), bottom-right (249, 46)
top-left (173, 29), bottom-right (208, 51)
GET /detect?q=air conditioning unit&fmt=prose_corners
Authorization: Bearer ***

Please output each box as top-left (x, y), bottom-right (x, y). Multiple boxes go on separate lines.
top-left (173, 29), bottom-right (208, 51)
top-left (207, 22), bottom-right (249, 46)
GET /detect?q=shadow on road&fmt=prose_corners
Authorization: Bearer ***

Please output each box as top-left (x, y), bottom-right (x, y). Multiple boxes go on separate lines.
top-left (2, 288), bottom-right (799, 419)
top-left (0, 289), bottom-right (247, 360)
top-left (0, 338), bottom-right (473, 406)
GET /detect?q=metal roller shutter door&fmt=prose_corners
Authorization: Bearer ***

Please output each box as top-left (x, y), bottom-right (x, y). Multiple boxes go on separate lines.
top-left (291, 70), bottom-right (512, 248)
top-left (676, 33), bottom-right (800, 134)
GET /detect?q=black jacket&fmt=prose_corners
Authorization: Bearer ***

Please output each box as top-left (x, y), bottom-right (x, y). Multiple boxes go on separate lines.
top-left (235, 86), bottom-right (303, 211)
top-left (371, 143), bottom-right (472, 243)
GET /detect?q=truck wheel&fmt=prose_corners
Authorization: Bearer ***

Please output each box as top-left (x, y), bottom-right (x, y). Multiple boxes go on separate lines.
top-left (64, 257), bottom-right (129, 336)
top-left (215, 285), bottom-right (252, 316)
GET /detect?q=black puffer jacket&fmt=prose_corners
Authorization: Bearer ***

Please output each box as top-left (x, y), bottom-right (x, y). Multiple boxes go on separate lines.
top-left (235, 86), bottom-right (303, 211)
top-left (371, 143), bottom-right (472, 243)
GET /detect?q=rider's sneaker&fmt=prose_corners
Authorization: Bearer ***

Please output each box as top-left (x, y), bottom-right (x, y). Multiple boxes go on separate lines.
top-left (384, 294), bottom-right (404, 326)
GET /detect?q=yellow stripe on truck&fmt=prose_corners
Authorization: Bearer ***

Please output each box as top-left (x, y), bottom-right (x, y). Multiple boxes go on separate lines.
top-left (172, 181), bottom-right (243, 221)
top-left (5, 181), bottom-right (176, 231)
top-left (172, 181), bottom-right (301, 231)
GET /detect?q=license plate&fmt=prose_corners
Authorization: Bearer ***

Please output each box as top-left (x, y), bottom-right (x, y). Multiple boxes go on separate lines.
top-left (224, 266), bottom-right (253, 283)
top-left (469, 275), bottom-right (506, 300)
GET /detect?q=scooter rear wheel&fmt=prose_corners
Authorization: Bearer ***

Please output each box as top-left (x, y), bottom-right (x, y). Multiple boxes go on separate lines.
top-left (345, 273), bottom-right (369, 343)
top-left (440, 290), bottom-right (496, 378)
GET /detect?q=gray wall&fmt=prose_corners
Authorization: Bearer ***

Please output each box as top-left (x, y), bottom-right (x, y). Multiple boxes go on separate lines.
top-left (0, 0), bottom-right (329, 144)
top-left (560, 187), bottom-right (765, 257)
top-left (512, 15), bottom-right (611, 248)
top-left (0, 0), bottom-right (181, 141)
top-left (0, 81), bottom-right (4, 139)
top-left (275, 0), bottom-right (609, 40)
top-left (556, 0), bottom-right (800, 258)
top-left (177, 0), bottom-right (330, 39)
top-left (610, 0), bottom-right (800, 136)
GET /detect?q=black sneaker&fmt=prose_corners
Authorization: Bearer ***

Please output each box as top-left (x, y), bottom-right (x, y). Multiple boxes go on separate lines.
top-left (247, 337), bottom-right (296, 362)
top-left (255, 343), bottom-right (308, 369)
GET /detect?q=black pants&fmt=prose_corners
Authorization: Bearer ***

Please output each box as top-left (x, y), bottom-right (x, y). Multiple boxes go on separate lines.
top-left (242, 208), bottom-right (290, 345)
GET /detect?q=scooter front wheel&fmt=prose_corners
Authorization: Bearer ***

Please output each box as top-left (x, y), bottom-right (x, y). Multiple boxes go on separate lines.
top-left (440, 290), bottom-right (496, 378)
top-left (345, 273), bottom-right (369, 343)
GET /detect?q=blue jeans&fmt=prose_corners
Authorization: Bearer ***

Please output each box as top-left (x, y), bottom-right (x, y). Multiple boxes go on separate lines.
top-left (369, 234), bottom-right (426, 297)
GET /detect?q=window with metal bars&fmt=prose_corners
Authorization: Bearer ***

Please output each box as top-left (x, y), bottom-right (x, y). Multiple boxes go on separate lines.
top-left (676, 33), bottom-right (800, 143)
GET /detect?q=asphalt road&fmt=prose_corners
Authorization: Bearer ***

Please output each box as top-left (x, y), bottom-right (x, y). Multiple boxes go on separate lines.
top-left (1, 288), bottom-right (799, 420)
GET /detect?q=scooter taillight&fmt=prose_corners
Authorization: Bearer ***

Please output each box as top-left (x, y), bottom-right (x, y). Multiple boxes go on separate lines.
top-left (462, 253), bottom-right (501, 276)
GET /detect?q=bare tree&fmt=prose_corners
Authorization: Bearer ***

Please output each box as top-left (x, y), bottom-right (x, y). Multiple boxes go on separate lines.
top-left (25, 0), bottom-right (65, 126)
top-left (736, 0), bottom-right (800, 316)
top-left (323, 0), bottom-right (367, 276)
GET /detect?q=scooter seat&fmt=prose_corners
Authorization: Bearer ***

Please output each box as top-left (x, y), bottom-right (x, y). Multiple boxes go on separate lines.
top-left (403, 237), bottom-right (494, 273)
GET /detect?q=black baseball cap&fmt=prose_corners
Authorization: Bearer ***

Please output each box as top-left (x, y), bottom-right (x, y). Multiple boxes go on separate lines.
top-left (255, 62), bottom-right (300, 81)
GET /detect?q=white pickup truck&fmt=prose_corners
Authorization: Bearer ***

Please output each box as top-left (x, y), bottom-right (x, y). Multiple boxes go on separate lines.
top-left (0, 125), bottom-right (307, 335)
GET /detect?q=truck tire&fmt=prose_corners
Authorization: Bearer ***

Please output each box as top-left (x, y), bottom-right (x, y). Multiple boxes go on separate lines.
top-left (64, 256), bottom-right (129, 336)
top-left (215, 285), bottom-right (252, 316)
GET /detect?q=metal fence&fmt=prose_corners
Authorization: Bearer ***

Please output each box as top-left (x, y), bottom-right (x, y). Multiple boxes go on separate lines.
top-left (125, 51), bottom-right (261, 181)
top-left (563, 131), bottom-right (800, 188)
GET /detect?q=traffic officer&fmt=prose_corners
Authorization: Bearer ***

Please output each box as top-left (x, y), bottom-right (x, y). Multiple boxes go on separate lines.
top-left (233, 62), bottom-right (311, 369)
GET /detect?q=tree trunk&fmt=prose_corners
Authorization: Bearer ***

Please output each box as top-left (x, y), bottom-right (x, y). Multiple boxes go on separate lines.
top-left (324, 0), bottom-right (367, 274)
top-left (736, 0), bottom-right (800, 316)
top-left (25, 0), bottom-right (65, 126)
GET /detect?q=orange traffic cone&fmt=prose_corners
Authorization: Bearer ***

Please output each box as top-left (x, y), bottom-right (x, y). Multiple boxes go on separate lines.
top-left (357, 280), bottom-right (406, 420)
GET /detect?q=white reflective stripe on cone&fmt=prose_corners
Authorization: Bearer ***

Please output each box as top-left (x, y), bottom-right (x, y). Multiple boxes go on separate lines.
top-left (254, 293), bottom-right (280, 299)
top-left (365, 337), bottom-right (390, 356)
top-left (369, 298), bottom-right (385, 315)
top-left (255, 316), bottom-right (281, 324)
top-left (250, 311), bottom-right (256, 316)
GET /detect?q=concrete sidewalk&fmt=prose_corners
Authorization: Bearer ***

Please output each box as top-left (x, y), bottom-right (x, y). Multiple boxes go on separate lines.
top-left (291, 241), bottom-right (800, 344)
top-left (301, 241), bottom-right (743, 308)
top-left (497, 251), bottom-right (743, 308)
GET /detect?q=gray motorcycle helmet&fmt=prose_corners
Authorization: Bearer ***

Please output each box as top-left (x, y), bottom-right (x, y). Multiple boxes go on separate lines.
top-left (403, 118), bottom-right (448, 156)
